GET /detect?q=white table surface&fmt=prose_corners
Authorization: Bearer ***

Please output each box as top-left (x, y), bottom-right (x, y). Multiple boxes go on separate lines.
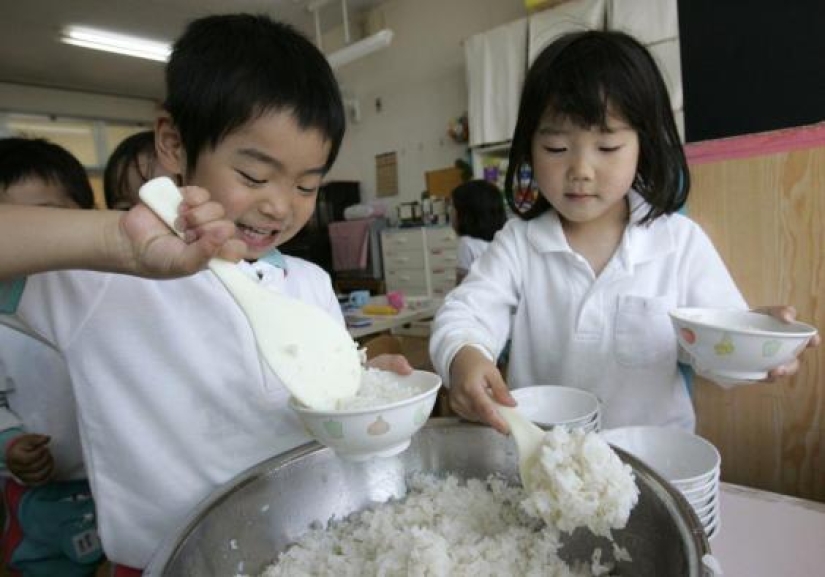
top-left (346, 297), bottom-right (441, 340)
top-left (712, 483), bottom-right (825, 576)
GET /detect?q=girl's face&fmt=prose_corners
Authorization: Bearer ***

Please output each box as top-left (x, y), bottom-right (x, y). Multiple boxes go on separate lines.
top-left (183, 110), bottom-right (330, 260)
top-left (111, 152), bottom-right (170, 211)
top-left (531, 106), bottom-right (639, 230)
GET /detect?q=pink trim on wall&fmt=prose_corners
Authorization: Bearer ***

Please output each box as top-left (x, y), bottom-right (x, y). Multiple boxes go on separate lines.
top-left (685, 122), bottom-right (825, 165)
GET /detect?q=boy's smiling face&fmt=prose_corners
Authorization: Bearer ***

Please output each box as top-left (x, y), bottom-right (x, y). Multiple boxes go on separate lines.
top-left (167, 109), bottom-right (331, 261)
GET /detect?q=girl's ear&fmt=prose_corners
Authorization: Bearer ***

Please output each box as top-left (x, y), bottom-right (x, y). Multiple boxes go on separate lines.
top-left (155, 113), bottom-right (186, 180)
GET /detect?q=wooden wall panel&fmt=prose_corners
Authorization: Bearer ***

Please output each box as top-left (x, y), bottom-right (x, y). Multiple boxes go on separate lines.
top-left (688, 145), bottom-right (825, 501)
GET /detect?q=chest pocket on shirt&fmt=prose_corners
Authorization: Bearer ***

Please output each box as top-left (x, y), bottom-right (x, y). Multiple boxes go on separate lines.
top-left (614, 295), bottom-right (677, 367)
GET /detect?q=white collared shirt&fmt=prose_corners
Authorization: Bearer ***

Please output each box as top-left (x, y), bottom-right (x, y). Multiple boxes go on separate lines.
top-left (456, 236), bottom-right (490, 273)
top-left (1, 256), bottom-right (342, 568)
top-left (430, 195), bottom-right (746, 430)
top-left (0, 329), bottom-right (86, 480)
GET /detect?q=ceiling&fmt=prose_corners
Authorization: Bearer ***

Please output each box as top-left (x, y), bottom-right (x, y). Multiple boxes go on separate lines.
top-left (0, 0), bottom-right (384, 102)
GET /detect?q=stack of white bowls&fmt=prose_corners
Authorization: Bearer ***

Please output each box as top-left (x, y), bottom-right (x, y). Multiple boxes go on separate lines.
top-left (600, 426), bottom-right (721, 540)
top-left (510, 386), bottom-right (601, 433)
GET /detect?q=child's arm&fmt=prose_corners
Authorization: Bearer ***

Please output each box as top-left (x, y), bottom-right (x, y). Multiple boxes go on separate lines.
top-left (0, 186), bottom-right (243, 280)
top-left (0, 365), bottom-right (53, 485)
top-left (2, 433), bottom-right (54, 486)
top-left (365, 353), bottom-right (413, 375)
top-left (0, 390), bottom-right (52, 486)
top-left (447, 346), bottom-right (514, 434)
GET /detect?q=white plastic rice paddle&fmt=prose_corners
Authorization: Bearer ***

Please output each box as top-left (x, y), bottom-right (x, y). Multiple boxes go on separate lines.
top-left (496, 403), bottom-right (545, 492)
top-left (139, 177), bottom-right (362, 409)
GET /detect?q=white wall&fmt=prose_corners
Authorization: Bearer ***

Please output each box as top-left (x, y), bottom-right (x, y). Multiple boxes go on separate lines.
top-left (0, 0), bottom-right (527, 207)
top-left (327, 0), bottom-right (526, 207)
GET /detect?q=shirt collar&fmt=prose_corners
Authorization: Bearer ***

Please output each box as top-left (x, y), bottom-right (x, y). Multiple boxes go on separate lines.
top-left (526, 190), bottom-right (676, 269)
top-left (238, 249), bottom-right (288, 282)
top-left (259, 249), bottom-right (287, 271)
top-left (622, 191), bottom-right (676, 269)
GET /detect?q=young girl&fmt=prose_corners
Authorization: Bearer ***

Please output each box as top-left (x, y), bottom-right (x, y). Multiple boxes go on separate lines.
top-left (429, 30), bottom-right (817, 434)
top-left (103, 130), bottom-right (175, 210)
top-left (450, 179), bottom-right (507, 284)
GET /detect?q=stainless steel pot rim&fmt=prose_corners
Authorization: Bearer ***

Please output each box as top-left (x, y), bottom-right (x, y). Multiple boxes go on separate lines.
top-left (145, 418), bottom-right (712, 576)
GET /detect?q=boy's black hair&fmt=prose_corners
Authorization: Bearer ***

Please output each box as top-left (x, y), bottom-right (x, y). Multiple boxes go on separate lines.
top-left (451, 179), bottom-right (507, 241)
top-left (0, 137), bottom-right (94, 208)
top-left (103, 130), bottom-right (155, 209)
top-left (504, 30), bottom-right (688, 225)
top-left (165, 13), bottom-right (345, 174)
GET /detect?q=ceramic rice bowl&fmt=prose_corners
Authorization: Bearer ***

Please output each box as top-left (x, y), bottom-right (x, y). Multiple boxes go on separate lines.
top-left (289, 370), bottom-right (441, 461)
top-left (670, 308), bottom-right (817, 383)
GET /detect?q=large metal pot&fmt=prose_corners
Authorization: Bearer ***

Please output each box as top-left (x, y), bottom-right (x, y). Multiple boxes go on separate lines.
top-left (146, 419), bottom-right (713, 576)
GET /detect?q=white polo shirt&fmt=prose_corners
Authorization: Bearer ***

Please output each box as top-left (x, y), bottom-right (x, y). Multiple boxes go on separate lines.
top-left (1, 256), bottom-right (342, 568)
top-left (0, 329), bottom-right (86, 480)
top-left (430, 196), bottom-right (747, 431)
top-left (456, 236), bottom-right (490, 273)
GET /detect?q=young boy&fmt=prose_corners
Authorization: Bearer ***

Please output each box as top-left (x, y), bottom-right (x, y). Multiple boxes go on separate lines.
top-left (0, 138), bottom-right (103, 576)
top-left (0, 14), bottom-right (410, 573)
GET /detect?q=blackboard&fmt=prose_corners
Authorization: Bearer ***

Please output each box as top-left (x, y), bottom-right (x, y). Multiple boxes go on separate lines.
top-left (678, 0), bottom-right (825, 142)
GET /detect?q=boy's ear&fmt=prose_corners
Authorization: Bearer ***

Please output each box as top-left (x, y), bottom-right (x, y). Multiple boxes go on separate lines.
top-left (155, 113), bottom-right (186, 178)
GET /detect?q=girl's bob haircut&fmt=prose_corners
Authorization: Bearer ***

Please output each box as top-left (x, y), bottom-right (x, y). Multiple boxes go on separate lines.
top-left (504, 30), bottom-right (688, 225)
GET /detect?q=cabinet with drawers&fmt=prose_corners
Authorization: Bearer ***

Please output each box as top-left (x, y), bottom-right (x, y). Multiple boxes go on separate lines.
top-left (381, 226), bottom-right (458, 297)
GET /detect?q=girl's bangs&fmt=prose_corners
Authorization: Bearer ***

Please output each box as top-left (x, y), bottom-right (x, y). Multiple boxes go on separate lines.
top-left (542, 47), bottom-right (634, 130)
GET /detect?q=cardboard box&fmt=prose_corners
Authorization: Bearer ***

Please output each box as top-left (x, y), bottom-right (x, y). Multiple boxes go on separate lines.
top-left (425, 167), bottom-right (464, 198)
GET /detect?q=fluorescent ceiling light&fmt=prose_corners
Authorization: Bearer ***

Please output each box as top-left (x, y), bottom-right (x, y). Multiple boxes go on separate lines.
top-left (61, 26), bottom-right (171, 62)
top-left (9, 122), bottom-right (92, 135)
top-left (327, 29), bottom-right (393, 69)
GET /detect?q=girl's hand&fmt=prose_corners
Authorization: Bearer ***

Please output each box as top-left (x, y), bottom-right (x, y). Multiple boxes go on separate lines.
top-left (448, 345), bottom-right (515, 434)
top-left (366, 354), bottom-right (413, 375)
top-left (5, 433), bottom-right (54, 486)
top-left (118, 186), bottom-right (245, 278)
top-left (753, 306), bottom-right (821, 380)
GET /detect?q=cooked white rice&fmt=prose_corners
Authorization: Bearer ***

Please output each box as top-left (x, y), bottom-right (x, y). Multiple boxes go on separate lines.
top-left (334, 367), bottom-right (425, 410)
top-left (241, 431), bottom-right (639, 577)
top-left (522, 427), bottom-right (639, 537)
top-left (247, 475), bottom-right (597, 577)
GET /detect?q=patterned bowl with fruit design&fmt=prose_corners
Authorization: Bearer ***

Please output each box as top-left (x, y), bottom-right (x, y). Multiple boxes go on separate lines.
top-left (670, 308), bottom-right (817, 386)
top-left (288, 370), bottom-right (442, 461)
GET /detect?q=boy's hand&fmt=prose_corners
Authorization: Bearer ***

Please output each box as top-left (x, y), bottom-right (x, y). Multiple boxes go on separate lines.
top-left (754, 306), bottom-right (821, 380)
top-left (5, 433), bottom-right (54, 486)
top-left (366, 354), bottom-right (413, 375)
top-left (118, 186), bottom-right (245, 278)
top-left (448, 346), bottom-right (514, 435)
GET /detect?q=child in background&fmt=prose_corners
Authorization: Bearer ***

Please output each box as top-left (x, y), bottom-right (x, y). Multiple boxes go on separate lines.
top-left (0, 138), bottom-right (94, 209)
top-left (450, 179), bottom-right (507, 284)
top-left (430, 31), bottom-right (818, 435)
top-left (0, 138), bottom-right (103, 576)
top-left (103, 130), bottom-right (175, 210)
top-left (0, 14), bottom-right (410, 574)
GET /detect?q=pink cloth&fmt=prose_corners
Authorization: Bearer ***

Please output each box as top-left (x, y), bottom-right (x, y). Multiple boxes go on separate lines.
top-left (329, 219), bottom-right (372, 271)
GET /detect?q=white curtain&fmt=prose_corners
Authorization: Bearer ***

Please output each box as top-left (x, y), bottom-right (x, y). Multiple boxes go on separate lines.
top-left (464, 18), bottom-right (528, 147)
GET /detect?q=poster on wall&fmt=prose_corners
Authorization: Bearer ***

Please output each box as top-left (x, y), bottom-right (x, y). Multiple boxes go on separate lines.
top-left (375, 151), bottom-right (398, 197)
